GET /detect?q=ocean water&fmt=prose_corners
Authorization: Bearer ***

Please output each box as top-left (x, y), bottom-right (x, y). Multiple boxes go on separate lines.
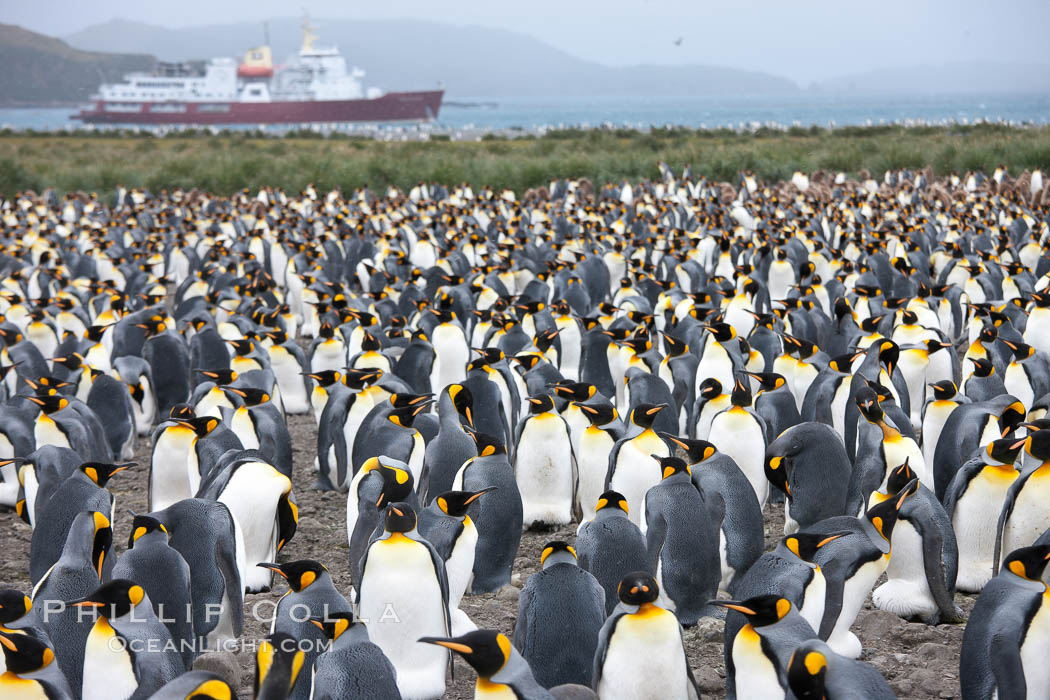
top-left (2, 92), bottom-right (1048, 133)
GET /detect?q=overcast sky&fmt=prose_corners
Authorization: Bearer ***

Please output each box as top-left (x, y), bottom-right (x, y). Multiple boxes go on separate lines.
top-left (7, 0), bottom-right (1050, 83)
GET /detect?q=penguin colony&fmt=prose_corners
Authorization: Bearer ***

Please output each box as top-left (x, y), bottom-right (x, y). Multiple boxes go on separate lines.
top-left (0, 164), bottom-right (1049, 700)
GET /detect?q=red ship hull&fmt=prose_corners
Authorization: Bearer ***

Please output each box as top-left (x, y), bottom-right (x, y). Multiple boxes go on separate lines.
top-left (72, 90), bottom-right (444, 125)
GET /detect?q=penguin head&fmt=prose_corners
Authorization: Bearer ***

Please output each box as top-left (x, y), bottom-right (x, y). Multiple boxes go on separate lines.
top-left (999, 401), bottom-right (1027, 437)
top-left (929, 380), bottom-right (958, 400)
top-left (526, 394), bottom-right (555, 415)
top-left (746, 372), bottom-right (787, 393)
top-left (222, 386), bottom-right (270, 407)
top-left (594, 490), bottom-right (630, 517)
top-left (226, 338), bottom-right (255, 356)
top-left (50, 352), bottom-right (85, 371)
top-left (24, 393), bottom-right (69, 414)
top-left (127, 513), bottom-right (168, 548)
top-left (698, 378), bottom-right (724, 400)
top-left (0, 630), bottom-right (55, 676)
top-left (0, 589), bottom-right (32, 624)
top-left (1001, 544), bottom-right (1050, 582)
top-left (781, 532), bottom-right (846, 563)
top-left (27, 376), bottom-right (71, 396)
top-left (446, 384), bottom-right (474, 427)
top-left (987, 437), bottom-right (1023, 466)
top-left (978, 323), bottom-right (998, 344)
top-left (730, 376), bottom-right (752, 407)
top-left (258, 560), bottom-right (327, 592)
top-left (435, 488), bottom-right (493, 517)
top-left (863, 479), bottom-right (917, 541)
top-left (661, 434), bottom-right (716, 464)
top-left (197, 368), bottom-right (238, 385)
top-left (858, 316), bottom-right (883, 334)
top-left (1016, 429), bottom-right (1050, 462)
top-left (169, 403), bottom-right (195, 420)
top-left (469, 431), bottom-right (507, 457)
top-left (305, 370), bottom-right (341, 387)
top-left (418, 629), bottom-right (512, 680)
top-left (703, 322), bottom-right (736, 343)
top-left (1002, 339), bottom-right (1036, 360)
top-left (876, 339), bottom-right (899, 375)
top-left (388, 401), bottom-right (432, 428)
top-left (309, 611), bottom-right (360, 641)
top-left (854, 387), bottom-right (884, 423)
top-left (175, 416), bottom-right (221, 438)
top-left (655, 456), bottom-right (690, 479)
top-left (539, 540), bottom-right (577, 569)
top-left (787, 641), bottom-right (832, 699)
top-left (471, 347), bottom-right (506, 366)
top-left (70, 579), bottom-right (146, 619)
top-left (343, 368), bottom-right (383, 390)
top-left (79, 461), bottom-right (134, 487)
top-left (551, 381), bottom-right (596, 403)
top-left (660, 333), bottom-right (688, 357)
top-left (514, 354), bottom-right (544, 371)
top-left (630, 403), bottom-right (666, 430)
top-left (382, 502), bottom-right (418, 533)
top-left (968, 357), bottom-right (994, 378)
top-left (710, 594), bottom-right (793, 627)
top-left (617, 571), bottom-right (660, 606)
top-left (82, 324), bottom-right (109, 342)
top-left (576, 401), bottom-right (617, 427)
top-left (885, 458), bottom-right (918, 494)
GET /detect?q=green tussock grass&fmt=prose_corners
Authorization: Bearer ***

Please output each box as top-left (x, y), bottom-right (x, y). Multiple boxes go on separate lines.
top-left (1, 124), bottom-right (1049, 198)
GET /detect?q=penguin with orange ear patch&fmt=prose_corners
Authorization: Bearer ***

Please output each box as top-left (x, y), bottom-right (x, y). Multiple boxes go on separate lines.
top-left (0, 629), bottom-right (73, 700)
top-left (257, 560), bottom-right (350, 700)
top-left (787, 639), bottom-right (895, 699)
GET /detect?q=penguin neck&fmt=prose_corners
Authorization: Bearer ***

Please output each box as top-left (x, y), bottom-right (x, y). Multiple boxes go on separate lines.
top-left (877, 419), bottom-right (901, 441)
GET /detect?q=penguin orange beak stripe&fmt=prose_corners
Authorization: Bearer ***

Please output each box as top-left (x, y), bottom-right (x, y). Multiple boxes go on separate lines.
top-left (0, 635), bottom-right (16, 651)
top-left (258, 563), bottom-right (288, 578)
top-left (711, 602), bottom-right (756, 615)
top-left (817, 534), bottom-right (843, 547)
top-left (463, 488), bottom-right (495, 505)
top-left (390, 507), bottom-right (404, 517)
top-left (422, 639), bottom-right (473, 654)
top-left (72, 600), bottom-right (104, 608)
top-left (646, 406), bottom-right (664, 415)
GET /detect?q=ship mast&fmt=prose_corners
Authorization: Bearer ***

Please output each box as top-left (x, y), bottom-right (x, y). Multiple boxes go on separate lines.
top-left (301, 11), bottom-right (318, 52)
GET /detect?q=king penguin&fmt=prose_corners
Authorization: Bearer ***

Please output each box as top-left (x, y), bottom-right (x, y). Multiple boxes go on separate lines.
top-left (605, 403), bottom-right (669, 526)
top-left (419, 629), bottom-right (559, 700)
top-left (575, 490), bottom-right (650, 614)
top-left (309, 611), bottom-right (401, 700)
top-left (514, 394), bottom-right (576, 528)
top-left (0, 630), bottom-right (74, 700)
top-left (786, 639), bottom-right (895, 699)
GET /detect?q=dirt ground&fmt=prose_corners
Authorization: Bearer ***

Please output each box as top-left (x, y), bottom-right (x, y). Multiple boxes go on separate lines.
top-left (0, 411), bottom-right (972, 699)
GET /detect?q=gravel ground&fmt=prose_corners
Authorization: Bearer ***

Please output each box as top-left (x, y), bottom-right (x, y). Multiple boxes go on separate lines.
top-left (0, 410), bottom-right (972, 699)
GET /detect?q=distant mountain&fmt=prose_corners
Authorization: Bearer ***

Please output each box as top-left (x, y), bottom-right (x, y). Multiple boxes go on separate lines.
top-left (0, 23), bottom-right (152, 106)
top-left (812, 62), bottom-right (1050, 94)
top-left (63, 18), bottom-right (799, 98)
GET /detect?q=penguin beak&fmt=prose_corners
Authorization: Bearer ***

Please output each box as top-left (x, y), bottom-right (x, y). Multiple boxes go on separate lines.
top-left (257, 563), bottom-right (288, 579)
top-left (418, 637), bottom-right (473, 654)
top-left (708, 600), bottom-right (756, 615)
top-left (464, 487), bottom-right (496, 505)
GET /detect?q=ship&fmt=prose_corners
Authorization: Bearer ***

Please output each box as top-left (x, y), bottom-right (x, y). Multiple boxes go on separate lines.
top-left (73, 18), bottom-right (443, 126)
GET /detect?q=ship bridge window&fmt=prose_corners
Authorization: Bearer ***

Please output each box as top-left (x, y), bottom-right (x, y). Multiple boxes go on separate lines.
top-left (198, 104), bottom-right (231, 113)
top-left (249, 88), bottom-right (263, 95)
top-left (149, 103), bottom-right (187, 113)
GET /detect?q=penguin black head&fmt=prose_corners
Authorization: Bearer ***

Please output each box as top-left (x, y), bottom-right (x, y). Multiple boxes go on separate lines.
top-left (258, 560), bottom-right (327, 592)
top-left (864, 478), bottom-right (917, 541)
top-left (223, 386), bottom-right (271, 406)
top-left (1017, 429), bottom-right (1050, 461)
top-left (197, 368), bottom-right (238, 385)
top-left (986, 437), bottom-right (1023, 466)
top-left (617, 571), bottom-right (660, 606)
top-left (551, 381), bottom-right (596, 403)
top-left (305, 370), bottom-right (342, 387)
top-left (730, 376), bottom-right (752, 407)
top-left (999, 401), bottom-right (1027, 437)
top-left (660, 434), bottom-right (716, 464)
top-left (24, 394), bottom-right (69, 414)
top-left (471, 347), bottom-right (506, 366)
top-left (978, 324), bottom-right (998, 344)
top-left (781, 532), bottom-right (846, 563)
top-left (703, 322), bottom-right (737, 343)
top-left (655, 456), bottom-right (690, 479)
top-left (0, 630), bottom-right (56, 675)
top-left (1003, 339), bottom-right (1036, 360)
top-left (435, 488), bottom-right (494, 517)
top-left (698, 378), bottom-right (723, 399)
top-left (885, 458), bottom-right (918, 494)
top-left (469, 431), bottom-right (506, 457)
top-left (514, 354), bottom-right (544, 371)
top-left (710, 594), bottom-right (793, 627)
top-left (127, 513), bottom-right (167, 548)
top-left (746, 372), bottom-right (787, 393)
top-left (70, 579), bottom-right (146, 619)
top-left (418, 629), bottom-right (512, 679)
top-left (858, 316), bottom-right (883, 334)
top-left (444, 384), bottom-right (475, 427)
top-left (175, 416), bottom-right (221, 437)
top-left (80, 461), bottom-right (134, 487)
top-left (1001, 544), bottom-right (1050, 582)
top-left (900, 309), bottom-right (918, 325)
top-left (388, 401), bottom-right (432, 428)
top-left (854, 387), bottom-right (884, 423)
top-left (226, 338), bottom-right (255, 356)
top-left (929, 380), bottom-right (958, 400)
top-left (827, 352), bottom-right (859, 373)
top-left (50, 353), bottom-right (85, 371)
top-left (968, 357), bottom-right (995, 377)
top-left (787, 642), bottom-right (831, 699)
top-left (526, 394), bottom-right (555, 414)
top-left (0, 589), bottom-right (32, 624)
top-left (630, 403), bottom-right (666, 429)
top-left (539, 540), bottom-right (577, 569)
top-left (877, 339), bottom-right (899, 374)
top-left (310, 611), bottom-right (360, 641)
top-left (343, 368), bottom-right (383, 390)
top-left (661, 333), bottom-right (689, 357)
top-left (576, 401), bottom-right (617, 427)
top-left (383, 502), bottom-right (417, 533)
top-left (83, 325), bottom-right (110, 342)
top-left (594, 490), bottom-right (630, 516)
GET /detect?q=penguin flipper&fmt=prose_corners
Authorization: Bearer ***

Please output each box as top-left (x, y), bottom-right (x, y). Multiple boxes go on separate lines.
top-left (990, 628), bottom-right (1028, 698)
top-left (512, 582), bottom-right (532, 653)
top-left (817, 562), bottom-right (847, 641)
top-left (992, 474), bottom-right (1027, 575)
top-left (913, 514), bottom-right (964, 623)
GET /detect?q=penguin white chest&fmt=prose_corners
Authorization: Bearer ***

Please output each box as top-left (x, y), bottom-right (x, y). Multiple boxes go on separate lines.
top-left (446, 517), bottom-right (478, 608)
top-left (598, 608), bottom-right (691, 700)
top-left (150, 426), bottom-right (198, 512)
top-left (1003, 467), bottom-right (1050, 558)
top-left (954, 469), bottom-right (1015, 591)
top-left (873, 519), bottom-right (936, 618)
top-left (1019, 593), bottom-right (1050, 700)
top-left (231, 408), bottom-right (260, 449)
top-left (82, 618), bottom-right (139, 700)
top-left (799, 568), bottom-right (827, 632)
top-left (828, 555), bottom-right (888, 659)
top-left (34, 415), bottom-right (69, 451)
top-left (360, 536), bottom-right (448, 700)
top-left (514, 415), bottom-right (574, 527)
top-left (709, 409), bottom-right (768, 508)
top-left (218, 463), bottom-right (291, 591)
top-left (577, 429), bottom-right (614, 520)
top-left (610, 432), bottom-right (667, 527)
top-left (731, 625), bottom-right (784, 700)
